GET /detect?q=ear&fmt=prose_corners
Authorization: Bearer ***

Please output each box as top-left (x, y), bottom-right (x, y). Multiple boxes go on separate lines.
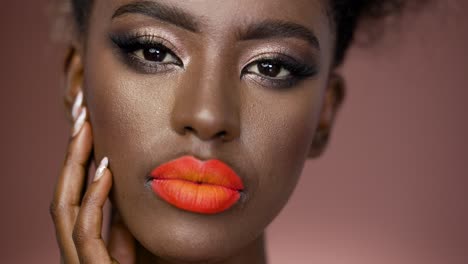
top-left (308, 72), bottom-right (346, 158)
top-left (63, 46), bottom-right (85, 123)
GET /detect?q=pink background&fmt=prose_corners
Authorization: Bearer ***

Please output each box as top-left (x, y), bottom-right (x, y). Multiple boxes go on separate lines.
top-left (0, 1), bottom-right (466, 263)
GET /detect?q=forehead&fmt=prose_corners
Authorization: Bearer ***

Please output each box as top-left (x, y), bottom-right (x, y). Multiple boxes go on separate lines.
top-left (89, 0), bottom-right (334, 63)
top-left (92, 0), bottom-right (330, 32)
top-left (103, 0), bottom-right (327, 17)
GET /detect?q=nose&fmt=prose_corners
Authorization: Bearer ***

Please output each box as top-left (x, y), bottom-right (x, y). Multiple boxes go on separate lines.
top-left (171, 69), bottom-right (240, 142)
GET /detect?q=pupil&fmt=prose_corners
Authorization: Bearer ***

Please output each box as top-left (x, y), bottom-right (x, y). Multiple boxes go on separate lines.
top-left (143, 47), bottom-right (167, 62)
top-left (258, 61), bottom-right (281, 77)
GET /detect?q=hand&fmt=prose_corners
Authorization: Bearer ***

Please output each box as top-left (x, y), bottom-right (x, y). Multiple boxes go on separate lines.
top-left (50, 106), bottom-right (135, 264)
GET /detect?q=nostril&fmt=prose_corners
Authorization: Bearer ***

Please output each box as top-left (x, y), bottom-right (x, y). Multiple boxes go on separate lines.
top-left (184, 126), bottom-right (195, 133)
top-left (215, 131), bottom-right (227, 140)
top-left (183, 126), bottom-right (228, 140)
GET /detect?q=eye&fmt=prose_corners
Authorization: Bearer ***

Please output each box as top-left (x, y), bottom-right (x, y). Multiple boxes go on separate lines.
top-left (133, 44), bottom-right (179, 64)
top-left (246, 60), bottom-right (291, 79)
top-left (241, 56), bottom-right (319, 89)
top-left (110, 33), bottom-right (184, 74)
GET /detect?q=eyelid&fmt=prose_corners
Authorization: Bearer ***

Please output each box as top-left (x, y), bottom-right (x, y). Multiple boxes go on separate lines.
top-left (132, 48), bottom-right (180, 64)
top-left (241, 52), bottom-right (317, 77)
top-left (243, 73), bottom-right (301, 89)
top-left (241, 51), bottom-right (311, 74)
top-left (243, 51), bottom-right (296, 67)
top-left (124, 51), bottom-right (181, 74)
top-left (110, 32), bottom-right (185, 62)
top-left (245, 61), bottom-right (291, 78)
top-left (240, 51), bottom-right (318, 89)
top-left (110, 32), bottom-right (187, 73)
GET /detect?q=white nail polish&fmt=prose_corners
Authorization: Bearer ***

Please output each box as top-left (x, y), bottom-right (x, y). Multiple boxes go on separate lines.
top-left (94, 157), bottom-right (109, 181)
top-left (72, 107), bottom-right (87, 137)
top-left (71, 90), bottom-right (83, 120)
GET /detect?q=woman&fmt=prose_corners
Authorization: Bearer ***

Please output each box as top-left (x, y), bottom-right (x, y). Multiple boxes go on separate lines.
top-left (50, 0), bottom-right (417, 263)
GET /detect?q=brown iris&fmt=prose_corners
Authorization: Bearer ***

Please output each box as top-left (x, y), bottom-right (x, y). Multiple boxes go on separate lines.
top-left (143, 46), bottom-right (168, 62)
top-left (258, 60), bottom-right (281, 77)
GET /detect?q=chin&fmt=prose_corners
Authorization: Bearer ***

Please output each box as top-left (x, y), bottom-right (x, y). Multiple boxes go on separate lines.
top-left (131, 208), bottom-right (264, 262)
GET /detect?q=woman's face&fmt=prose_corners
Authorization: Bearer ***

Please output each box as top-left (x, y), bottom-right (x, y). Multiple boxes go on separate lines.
top-left (77, 0), bottom-right (336, 261)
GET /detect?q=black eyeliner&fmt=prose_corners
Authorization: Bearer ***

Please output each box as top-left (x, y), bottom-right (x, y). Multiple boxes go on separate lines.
top-left (242, 56), bottom-right (319, 89)
top-left (109, 32), bottom-right (183, 73)
top-left (273, 57), bottom-right (318, 78)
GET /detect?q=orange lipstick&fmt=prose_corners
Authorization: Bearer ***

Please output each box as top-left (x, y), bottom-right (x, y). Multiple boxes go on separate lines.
top-left (150, 156), bottom-right (244, 214)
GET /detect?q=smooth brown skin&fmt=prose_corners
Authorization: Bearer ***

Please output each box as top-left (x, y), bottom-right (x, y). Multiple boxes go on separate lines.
top-left (51, 0), bottom-right (345, 263)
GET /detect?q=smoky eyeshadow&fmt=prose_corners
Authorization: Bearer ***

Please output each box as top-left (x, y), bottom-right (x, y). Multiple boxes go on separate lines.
top-left (108, 30), bottom-right (319, 89)
top-left (241, 54), bottom-right (320, 89)
top-left (108, 31), bottom-right (184, 74)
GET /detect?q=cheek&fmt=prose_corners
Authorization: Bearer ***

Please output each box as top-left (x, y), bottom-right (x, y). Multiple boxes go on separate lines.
top-left (83, 43), bottom-right (180, 168)
top-left (83, 50), bottom-right (193, 218)
top-left (241, 82), bottom-right (325, 219)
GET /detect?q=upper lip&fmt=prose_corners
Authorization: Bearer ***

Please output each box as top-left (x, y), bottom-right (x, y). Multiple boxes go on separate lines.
top-left (150, 155), bottom-right (244, 191)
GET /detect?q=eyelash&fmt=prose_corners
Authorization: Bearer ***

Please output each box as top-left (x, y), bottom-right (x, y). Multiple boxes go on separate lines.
top-left (242, 56), bottom-right (318, 89)
top-left (111, 33), bottom-right (183, 74)
top-left (110, 33), bottom-right (318, 88)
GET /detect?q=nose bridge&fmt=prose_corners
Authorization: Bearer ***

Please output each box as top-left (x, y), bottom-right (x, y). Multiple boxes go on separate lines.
top-left (171, 52), bottom-right (240, 142)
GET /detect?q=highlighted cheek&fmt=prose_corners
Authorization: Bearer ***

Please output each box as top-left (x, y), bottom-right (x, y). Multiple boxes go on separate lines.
top-left (152, 179), bottom-right (241, 214)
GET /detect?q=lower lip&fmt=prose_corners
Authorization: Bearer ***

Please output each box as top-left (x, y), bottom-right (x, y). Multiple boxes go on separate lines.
top-left (150, 156), bottom-right (244, 214)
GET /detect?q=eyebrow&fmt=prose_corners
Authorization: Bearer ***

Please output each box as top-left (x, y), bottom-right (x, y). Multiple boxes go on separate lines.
top-left (112, 1), bottom-right (320, 50)
top-left (240, 20), bottom-right (320, 50)
top-left (112, 0), bottom-right (202, 33)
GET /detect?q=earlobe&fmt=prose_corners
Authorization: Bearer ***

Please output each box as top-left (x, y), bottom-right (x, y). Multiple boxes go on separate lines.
top-left (63, 46), bottom-right (85, 122)
top-left (308, 72), bottom-right (346, 158)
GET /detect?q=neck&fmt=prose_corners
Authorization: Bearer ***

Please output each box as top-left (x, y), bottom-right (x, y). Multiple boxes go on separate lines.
top-left (136, 233), bottom-right (268, 264)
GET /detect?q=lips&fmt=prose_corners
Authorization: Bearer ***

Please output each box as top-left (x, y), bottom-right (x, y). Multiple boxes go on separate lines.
top-left (150, 155), bottom-right (244, 214)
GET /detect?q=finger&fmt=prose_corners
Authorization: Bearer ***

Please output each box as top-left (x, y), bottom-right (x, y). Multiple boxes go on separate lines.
top-left (108, 208), bottom-right (136, 264)
top-left (71, 90), bottom-right (83, 121)
top-left (73, 158), bottom-right (117, 264)
top-left (50, 109), bottom-right (92, 263)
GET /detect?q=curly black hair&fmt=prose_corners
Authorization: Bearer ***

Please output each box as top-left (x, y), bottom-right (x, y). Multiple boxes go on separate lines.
top-left (70, 0), bottom-right (408, 66)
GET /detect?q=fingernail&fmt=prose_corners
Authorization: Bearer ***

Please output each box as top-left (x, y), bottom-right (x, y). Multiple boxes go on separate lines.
top-left (71, 90), bottom-right (83, 121)
top-left (94, 157), bottom-right (109, 182)
top-left (72, 107), bottom-right (87, 137)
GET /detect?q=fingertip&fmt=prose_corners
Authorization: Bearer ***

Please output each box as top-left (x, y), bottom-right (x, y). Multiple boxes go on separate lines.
top-left (72, 107), bottom-right (87, 138)
top-left (71, 90), bottom-right (84, 120)
top-left (94, 157), bottom-right (109, 182)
